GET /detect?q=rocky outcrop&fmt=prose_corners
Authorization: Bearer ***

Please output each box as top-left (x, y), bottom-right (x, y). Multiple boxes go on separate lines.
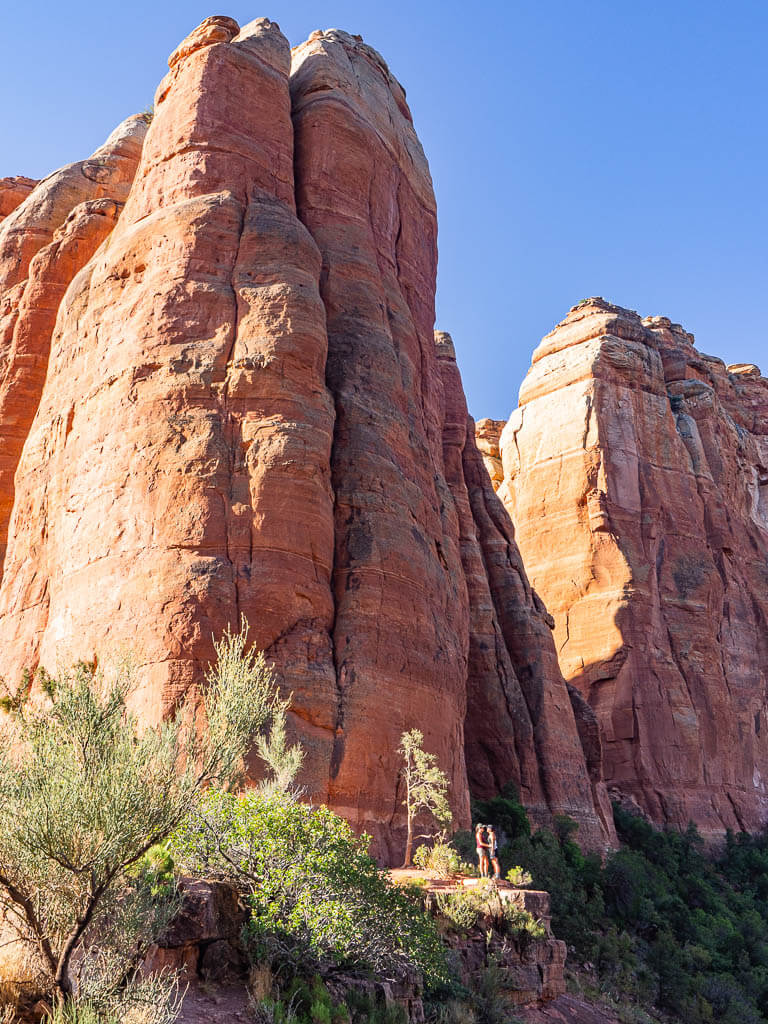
top-left (0, 117), bottom-right (147, 570)
top-left (498, 298), bottom-right (768, 838)
top-left (437, 332), bottom-right (614, 848)
top-left (475, 418), bottom-right (505, 491)
top-left (290, 29), bottom-right (472, 853)
top-left (453, 887), bottom-right (566, 1006)
top-left (0, 177), bottom-right (38, 223)
top-left (0, 17), bottom-right (615, 857)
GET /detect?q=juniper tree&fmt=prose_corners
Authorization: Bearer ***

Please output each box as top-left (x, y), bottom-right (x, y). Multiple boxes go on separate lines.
top-left (0, 621), bottom-right (280, 1012)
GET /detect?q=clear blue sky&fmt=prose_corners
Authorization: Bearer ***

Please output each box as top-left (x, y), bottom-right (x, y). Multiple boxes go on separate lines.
top-left (3, 1), bottom-right (766, 420)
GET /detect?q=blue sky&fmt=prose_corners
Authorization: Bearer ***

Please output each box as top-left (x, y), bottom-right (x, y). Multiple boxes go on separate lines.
top-left (3, 1), bottom-right (766, 419)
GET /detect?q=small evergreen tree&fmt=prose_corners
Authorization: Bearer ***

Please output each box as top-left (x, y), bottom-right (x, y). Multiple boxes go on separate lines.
top-left (397, 729), bottom-right (452, 868)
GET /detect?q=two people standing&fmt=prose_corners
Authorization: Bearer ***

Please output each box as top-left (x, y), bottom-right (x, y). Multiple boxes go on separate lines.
top-left (475, 823), bottom-right (501, 879)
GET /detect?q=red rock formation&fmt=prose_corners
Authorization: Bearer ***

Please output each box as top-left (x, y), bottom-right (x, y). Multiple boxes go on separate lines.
top-left (0, 117), bottom-right (147, 569)
top-left (437, 332), bottom-right (614, 848)
top-left (475, 418), bottom-right (505, 491)
top-left (0, 17), bottom-right (342, 812)
top-left (290, 30), bottom-right (471, 852)
top-left (499, 298), bottom-right (768, 838)
top-left (0, 177), bottom-right (38, 223)
top-left (0, 17), bottom-right (617, 857)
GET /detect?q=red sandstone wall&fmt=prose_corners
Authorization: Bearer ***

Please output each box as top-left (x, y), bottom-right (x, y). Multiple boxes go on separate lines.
top-left (498, 298), bottom-right (768, 839)
top-left (0, 18), bottom-right (615, 857)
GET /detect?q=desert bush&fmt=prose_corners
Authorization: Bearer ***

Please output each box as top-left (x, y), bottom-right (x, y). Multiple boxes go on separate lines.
top-left (399, 730), bottom-right (452, 867)
top-left (413, 840), bottom-right (460, 878)
top-left (172, 790), bottom-right (451, 989)
top-left (505, 866), bottom-right (532, 887)
top-left (0, 620), bottom-right (281, 1011)
top-left (467, 958), bottom-right (523, 1024)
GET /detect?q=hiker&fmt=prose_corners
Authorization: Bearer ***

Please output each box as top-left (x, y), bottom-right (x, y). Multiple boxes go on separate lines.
top-left (487, 824), bottom-right (501, 880)
top-left (475, 823), bottom-right (490, 877)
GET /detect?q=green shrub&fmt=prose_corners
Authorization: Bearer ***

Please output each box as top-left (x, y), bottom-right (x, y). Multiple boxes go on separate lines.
top-left (468, 958), bottom-right (523, 1024)
top-left (505, 866), bottom-right (532, 887)
top-left (414, 840), bottom-right (461, 878)
top-left (172, 790), bottom-right (451, 989)
top-left (472, 784), bottom-right (531, 845)
top-left (496, 799), bottom-right (768, 1023)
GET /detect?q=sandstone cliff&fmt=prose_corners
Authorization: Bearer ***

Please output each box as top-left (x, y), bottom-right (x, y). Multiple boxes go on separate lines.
top-left (0, 17), bottom-right (612, 857)
top-left (438, 332), bottom-right (614, 845)
top-left (497, 298), bottom-right (768, 838)
top-left (475, 418), bottom-right (505, 491)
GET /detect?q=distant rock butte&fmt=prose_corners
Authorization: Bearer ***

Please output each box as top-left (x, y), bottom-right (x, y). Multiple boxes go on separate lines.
top-left (0, 17), bottom-right (611, 858)
top-left (475, 418), bottom-right (505, 491)
top-left (495, 297), bottom-right (768, 839)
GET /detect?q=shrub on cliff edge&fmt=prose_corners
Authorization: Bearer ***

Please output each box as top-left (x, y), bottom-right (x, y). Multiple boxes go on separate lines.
top-left (0, 621), bottom-right (280, 1016)
top-left (172, 789), bottom-right (451, 990)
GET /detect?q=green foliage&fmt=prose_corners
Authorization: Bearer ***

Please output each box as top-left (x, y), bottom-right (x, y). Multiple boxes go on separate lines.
top-left (413, 840), bottom-right (461, 878)
top-left (434, 879), bottom-right (545, 950)
top-left (0, 619), bottom-right (279, 1010)
top-left (450, 830), bottom-right (478, 865)
top-left (467, 958), bottom-right (524, 1024)
top-left (505, 866), bottom-right (532, 887)
top-left (250, 975), bottom-right (352, 1024)
top-left (256, 702), bottom-right (304, 799)
top-left (172, 789), bottom-right (451, 989)
top-left (129, 842), bottom-right (176, 901)
top-left (499, 800), bottom-right (768, 1024)
top-left (472, 784), bottom-right (531, 845)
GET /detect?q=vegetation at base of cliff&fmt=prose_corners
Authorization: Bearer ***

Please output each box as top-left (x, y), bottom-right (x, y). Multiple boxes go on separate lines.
top-left (0, 622), bottom-right (286, 1021)
top-left (479, 785), bottom-right (768, 1024)
top-left (171, 789), bottom-right (451, 989)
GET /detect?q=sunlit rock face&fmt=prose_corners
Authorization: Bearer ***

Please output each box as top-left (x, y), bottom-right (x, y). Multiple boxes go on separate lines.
top-left (0, 177), bottom-right (38, 224)
top-left (498, 297), bottom-right (768, 840)
top-left (0, 18), bottom-right (615, 859)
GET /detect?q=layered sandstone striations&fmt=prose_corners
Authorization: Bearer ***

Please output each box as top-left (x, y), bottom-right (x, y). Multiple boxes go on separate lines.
top-left (475, 418), bottom-right (505, 491)
top-left (0, 118), bottom-right (147, 570)
top-left (438, 333), bottom-right (614, 846)
top-left (290, 30), bottom-right (474, 849)
top-left (0, 17), bottom-right (614, 856)
top-left (498, 298), bottom-right (768, 838)
top-left (0, 17), bottom-right (343, 812)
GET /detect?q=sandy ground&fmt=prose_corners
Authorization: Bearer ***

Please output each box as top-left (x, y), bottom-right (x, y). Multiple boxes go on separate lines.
top-left (176, 983), bottom-right (252, 1023)
top-left (518, 994), bottom-right (622, 1024)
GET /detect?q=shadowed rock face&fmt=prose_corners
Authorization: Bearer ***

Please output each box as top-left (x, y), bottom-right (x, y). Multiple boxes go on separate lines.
top-left (498, 298), bottom-right (768, 839)
top-left (0, 16), bottom-right (615, 858)
top-left (437, 333), bottom-right (614, 849)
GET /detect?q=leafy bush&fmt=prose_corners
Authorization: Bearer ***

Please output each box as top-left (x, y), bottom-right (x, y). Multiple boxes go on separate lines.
top-left (505, 866), bottom-right (532, 887)
top-left (0, 621), bottom-right (281, 1014)
top-left (172, 790), bottom-right (451, 989)
top-left (494, 795), bottom-right (768, 1024)
top-left (472, 784), bottom-right (531, 846)
top-left (434, 880), bottom-right (544, 950)
top-left (414, 841), bottom-right (460, 878)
